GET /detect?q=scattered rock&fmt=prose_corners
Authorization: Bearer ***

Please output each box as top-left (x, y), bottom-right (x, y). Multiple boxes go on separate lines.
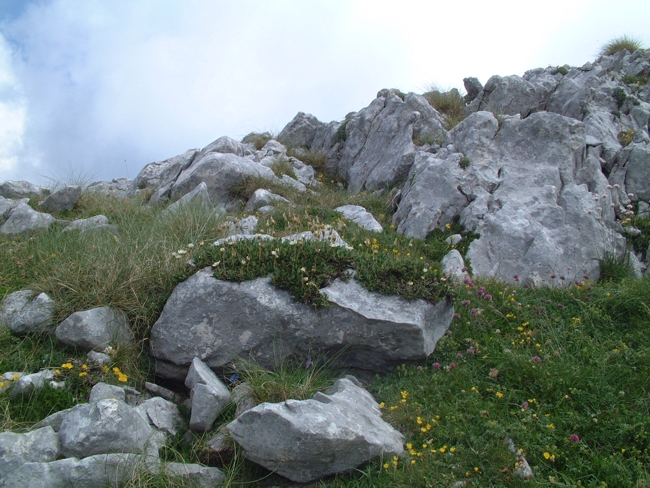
top-left (85, 178), bottom-right (133, 198)
top-left (0, 290), bottom-right (55, 335)
top-left (39, 185), bottom-right (82, 213)
top-left (245, 188), bottom-right (290, 211)
top-left (335, 205), bottom-right (383, 232)
top-left (61, 215), bottom-right (109, 232)
top-left (89, 382), bottom-right (126, 403)
top-left (0, 426), bottom-right (60, 480)
top-left (0, 203), bottom-right (56, 234)
top-left (55, 306), bottom-right (133, 351)
top-left (136, 396), bottom-right (184, 436)
top-left (227, 376), bottom-right (403, 483)
top-left (0, 180), bottom-right (49, 199)
top-left (185, 357), bottom-right (231, 432)
top-left (10, 370), bottom-right (55, 400)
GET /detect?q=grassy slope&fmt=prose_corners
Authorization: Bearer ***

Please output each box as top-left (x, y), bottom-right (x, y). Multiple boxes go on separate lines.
top-left (0, 183), bottom-right (649, 487)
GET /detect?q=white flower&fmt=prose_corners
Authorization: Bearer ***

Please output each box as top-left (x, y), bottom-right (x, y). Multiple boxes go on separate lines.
top-left (177, 249), bottom-right (187, 255)
top-left (212, 261), bottom-right (220, 267)
top-left (220, 247), bottom-right (226, 252)
top-left (423, 268), bottom-right (428, 273)
top-left (300, 267), bottom-right (306, 273)
top-left (187, 243), bottom-right (195, 249)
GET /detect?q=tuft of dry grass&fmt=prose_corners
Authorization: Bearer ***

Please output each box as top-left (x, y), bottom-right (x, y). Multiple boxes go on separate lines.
top-left (422, 87), bottom-right (467, 130)
top-left (599, 35), bottom-right (645, 57)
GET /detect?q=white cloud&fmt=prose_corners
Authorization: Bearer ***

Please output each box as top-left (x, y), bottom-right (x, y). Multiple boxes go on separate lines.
top-left (0, 0), bottom-right (649, 184)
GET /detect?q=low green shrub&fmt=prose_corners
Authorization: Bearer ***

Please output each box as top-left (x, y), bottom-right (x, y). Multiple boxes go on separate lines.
top-left (613, 87), bottom-right (627, 108)
top-left (459, 156), bottom-right (471, 170)
top-left (269, 158), bottom-right (297, 180)
top-left (618, 128), bottom-right (636, 147)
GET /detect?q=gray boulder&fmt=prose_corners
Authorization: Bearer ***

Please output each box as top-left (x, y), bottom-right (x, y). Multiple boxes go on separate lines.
top-left (245, 188), bottom-right (290, 211)
top-left (225, 216), bottom-right (259, 236)
top-left (31, 409), bottom-right (73, 433)
top-left (163, 181), bottom-right (214, 214)
top-left (195, 135), bottom-right (250, 161)
top-left (611, 142), bottom-right (650, 202)
top-left (335, 205), bottom-right (383, 232)
top-left (133, 149), bottom-right (199, 195)
top-left (135, 397), bottom-right (183, 436)
top-left (55, 306), bottom-right (133, 351)
top-left (61, 215), bottom-right (109, 233)
top-left (0, 426), bottom-right (60, 480)
top-left (0, 453), bottom-right (142, 488)
top-left (39, 185), bottom-right (82, 213)
top-left (463, 77), bottom-right (483, 103)
top-left (0, 180), bottom-right (49, 199)
top-left (337, 90), bottom-right (446, 193)
top-left (0, 196), bottom-right (28, 224)
top-left (88, 382), bottom-right (126, 403)
top-left (227, 376), bottom-right (403, 483)
top-left (163, 463), bottom-right (225, 487)
top-left (58, 398), bottom-right (155, 458)
top-left (185, 357), bottom-right (231, 432)
top-left (10, 370), bottom-right (55, 400)
top-left (278, 112), bottom-right (327, 148)
top-left (0, 290), bottom-right (55, 335)
top-left (0, 203), bottom-right (55, 234)
top-left (85, 178), bottom-right (133, 198)
top-left (150, 269), bottom-right (453, 380)
top-left (441, 250), bottom-right (468, 281)
top-left (169, 152), bottom-right (276, 205)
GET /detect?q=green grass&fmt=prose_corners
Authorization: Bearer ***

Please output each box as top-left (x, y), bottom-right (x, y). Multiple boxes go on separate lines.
top-left (1, 183), bottom-right (649, 486)
top-left (599, 35), bottom-right (645, 57)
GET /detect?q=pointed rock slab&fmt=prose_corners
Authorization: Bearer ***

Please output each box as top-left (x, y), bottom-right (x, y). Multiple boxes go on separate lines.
top-left (0, 426), bottom-right (60, 480)
top-left (58, 398), bottom-right (155, 459)
top-left (227, 377), bottom-right (403, 483)
top-left (55, 306), bottom-right (133, 351)
top-left (0, 180), bottom-right (50, 199)
top-left (150, 270), bottom-right (454, 380)
top-left (185, 357), bottom-right (231, 432)
top-left (335, 205), bottom-right (383, 232)
top-left (163, 463), bottom-right (225, 487)
top-left (135, 397), bottom-right (184, 436)
top-left (0, 453), bottom-right (142, 488)
top-left (0, 290), bottom-right (55, 335)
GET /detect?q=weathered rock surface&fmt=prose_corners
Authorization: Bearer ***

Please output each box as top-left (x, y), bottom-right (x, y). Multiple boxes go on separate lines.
top-left (185, 357), bottom-right (231, 432)
top-left (55, 306), bottom-right (133, 351)
top-left (245, 188), bottom-right (290, 211)
top-left (135, 396), bottom-right (183, 436)
top-left (0, 453), bottom-right (142, 488)
top-left (227, 376), bottom-right (403, 483)
top-left (0, 426), bottom-right (60, 480)
top-left (394, 111), bottom-right (626, 284)
top-left (335, 205), bottom-right (383, 232)
top-left (0, 196), bottom-right (28, 224)
top-left (88, 382), bottom-right (126, 403)
top-left (278, 112), bottom-right (327, 149)
top-left (0, 180), bottom-right (49, 199)
top-left (58, 398), bottom-right (154, 458)
top-left (163, 462), bottom-right (226, 487)
top-left (10, 370), bottom-right (55, 400)
top-left (0, 203), bottom-right (55, 234)
top-left (85, 178), bottom-right (133, 198)
top-left (163, 181), bottom-right (214, 214)
top-left (39, 185), bottom-right (82, 213)
top-left (61, 214), bottom-right (110, 232)
top-left (150, 269), bottom-right (453, 380)
top-left (0, 290), bottom-right (55, 335)
top-left (336, 89), bottom-right (446, 193)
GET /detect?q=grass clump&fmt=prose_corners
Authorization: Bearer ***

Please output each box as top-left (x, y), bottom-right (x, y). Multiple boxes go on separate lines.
top-left (613, 87), bottom-right (628, 108)
top-left (598, 252), bottom-right (633, 283)
top-left (599, 35), bottom-right (645, 56)
top-left (335, 120), bottom-right (349, 143)
top-left (423, 87), bottom-right (467, 130)
top-left (268, 158), bottom-right (297, 180)
top-left (618, 127), bottom-right (636, 147)
top-left (459, 156), bottom-right (471, 170)
top-left (241, 132), bottom-right (273, 150)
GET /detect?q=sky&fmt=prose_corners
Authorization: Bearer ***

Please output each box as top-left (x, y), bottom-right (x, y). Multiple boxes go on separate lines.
top-left (0, 0), bottom-right (648, 186)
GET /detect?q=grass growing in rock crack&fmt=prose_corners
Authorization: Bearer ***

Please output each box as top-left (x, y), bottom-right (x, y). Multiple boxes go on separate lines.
top-left (599, 35), bottom-right (645, 57)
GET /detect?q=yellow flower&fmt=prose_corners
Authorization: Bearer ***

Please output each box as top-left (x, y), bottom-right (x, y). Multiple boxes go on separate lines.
top-left (544, 452), bottom-right (551, 459)
top-left (54, 370), bottom-right (61, 375)
top-left (383, 463), bottom-right (389, 469)
top-left (445, 223), bottom-right (451, 229)
top-left (78, 372), bottom-right (87, 378)
top-left (61, 363), bottom-right (73, 370)
top-left (416, 417), bottom-right (423, 424)
top-left (117, 374), bottom-right (128, 383)
top-left (81, 364), bottom-right (88, 370)
top-left (13, 374), bottom-right (20, 380)
top-left (411, 459), bottom-right (416, 465)
top-left (547, 423), bottom-right (555, 429)
top-left (496, 392), bottom-right (504, 399)
top-left (379, 402), bottom-right (385, 409)
top-left (406, 443), bottom-right (413, 450)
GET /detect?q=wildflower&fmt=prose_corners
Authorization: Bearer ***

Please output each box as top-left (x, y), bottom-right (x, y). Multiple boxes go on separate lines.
top-left (432, 362), bottom-right (441, 370)
top-left (496, 392), bottom-right (504, 399)
top-left (531, 356), bottom-right (542, 363)
top-left (457, 353), bottom-right (463, 358)
top-left (81, 364), bottom-right (88, 370)
top-left (400, 391), bottom-right (409, 403)
top-left (79, 372), bottom-right (87, 378)
top-left (383, 463), bottom-right (389, 469)
top-left (453, 313), bottom-right (461, 318)
top-left (212, 261), bottom-right (221, 267)
top-left (417, 365), bottom-right (423, 371)
top-left (484, 294), bottom-right (493, 301)
top-left (513, 274), bottom-right (519, 281)
top-left (521, 401), bottom-right (529, 410)
top-left (547, 423), bottom-right (555, 429)
top-left (569, 434), bottom-right (580, 443)
top-left (61, 363), bottom-right (73, 370)
top-left (54, 369), bottom-right (61, 375)
top-left (379, 402), bottom-right (385, 409)
top-left (448, 362), bottom-right (457, 370)
top-left (470, 308), bottom-right (479, 316)
top-left (461, 300), bottom-right (471, 308)
top-left (467, 348), bottom-right (475, 355)
top-left (489, 368), bottom-right (499, 378)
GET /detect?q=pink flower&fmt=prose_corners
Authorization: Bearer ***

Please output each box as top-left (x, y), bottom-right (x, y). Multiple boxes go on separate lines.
top-left (457, 353), bottom-right (463, 358)
top-left (484, 294), bottom-right (493, 301)
top-left (560, 275), bottom-right (566, 280)
top-left (453, 313), bottom-right (461, 318)
top-left (477, 287), bottom-right (486, 297)
top-left (550, 274), bottom-right (557, 279)
top-left (513, 274), bottom-right (519, 281)
top-left (584, 296), bottom-right (591, 302)
top-left (466, 348), bottom-right (475, 355)
top-left (521, 401), bottom-right (529, 410)
top-left (461, 300), bottom-right (471, 308)
top-left (432, 362), bottom-right (441, 370)
top-left (470, 308), bottom-right (479, 316)
top-left (569, 434), bottom-right (580, 443)
top-left (417, 365), bottom-right (423, 371)
top-left (531, 356), bottom-right (541, 363)
top-left (449, 362), bottom-right (457, 370)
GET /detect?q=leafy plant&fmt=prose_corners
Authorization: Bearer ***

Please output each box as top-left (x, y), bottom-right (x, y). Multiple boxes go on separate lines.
top-left (599, 35), bottom-right (645, 56)
top-left (622, 74), bottom-right (650, 86)
top-left (613, 87), bottom-right (627, 108)
top-left (599, 251), bottom-right (632, 283)
top-left (269, 158), bottom-right (297, 180)
top-left (459, 156), bottom-right (471, 170)
top-left (335, 120), bottom-right (349, 143)
top-left (552, 66), bottom-right (570, 76)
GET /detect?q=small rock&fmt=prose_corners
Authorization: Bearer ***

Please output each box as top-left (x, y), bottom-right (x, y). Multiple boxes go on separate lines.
top-left (55, 306), bottom-right (133, 351)
top-left (0, 290), bottom-right (55, 335)
top-left (39, 185), bottom-right (82, 213)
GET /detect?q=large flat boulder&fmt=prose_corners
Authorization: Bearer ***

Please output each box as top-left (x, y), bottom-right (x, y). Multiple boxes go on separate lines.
top-left (226, 376), bottom-right (403, 483)
top-left (55, 306), bottom-right (133, 351)
top-left (0, 203), bottom-right (55, 234)
top-left (0, 290), bottom-right (55, 335)
top-left (150, 269), bottom-right (453, 380)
